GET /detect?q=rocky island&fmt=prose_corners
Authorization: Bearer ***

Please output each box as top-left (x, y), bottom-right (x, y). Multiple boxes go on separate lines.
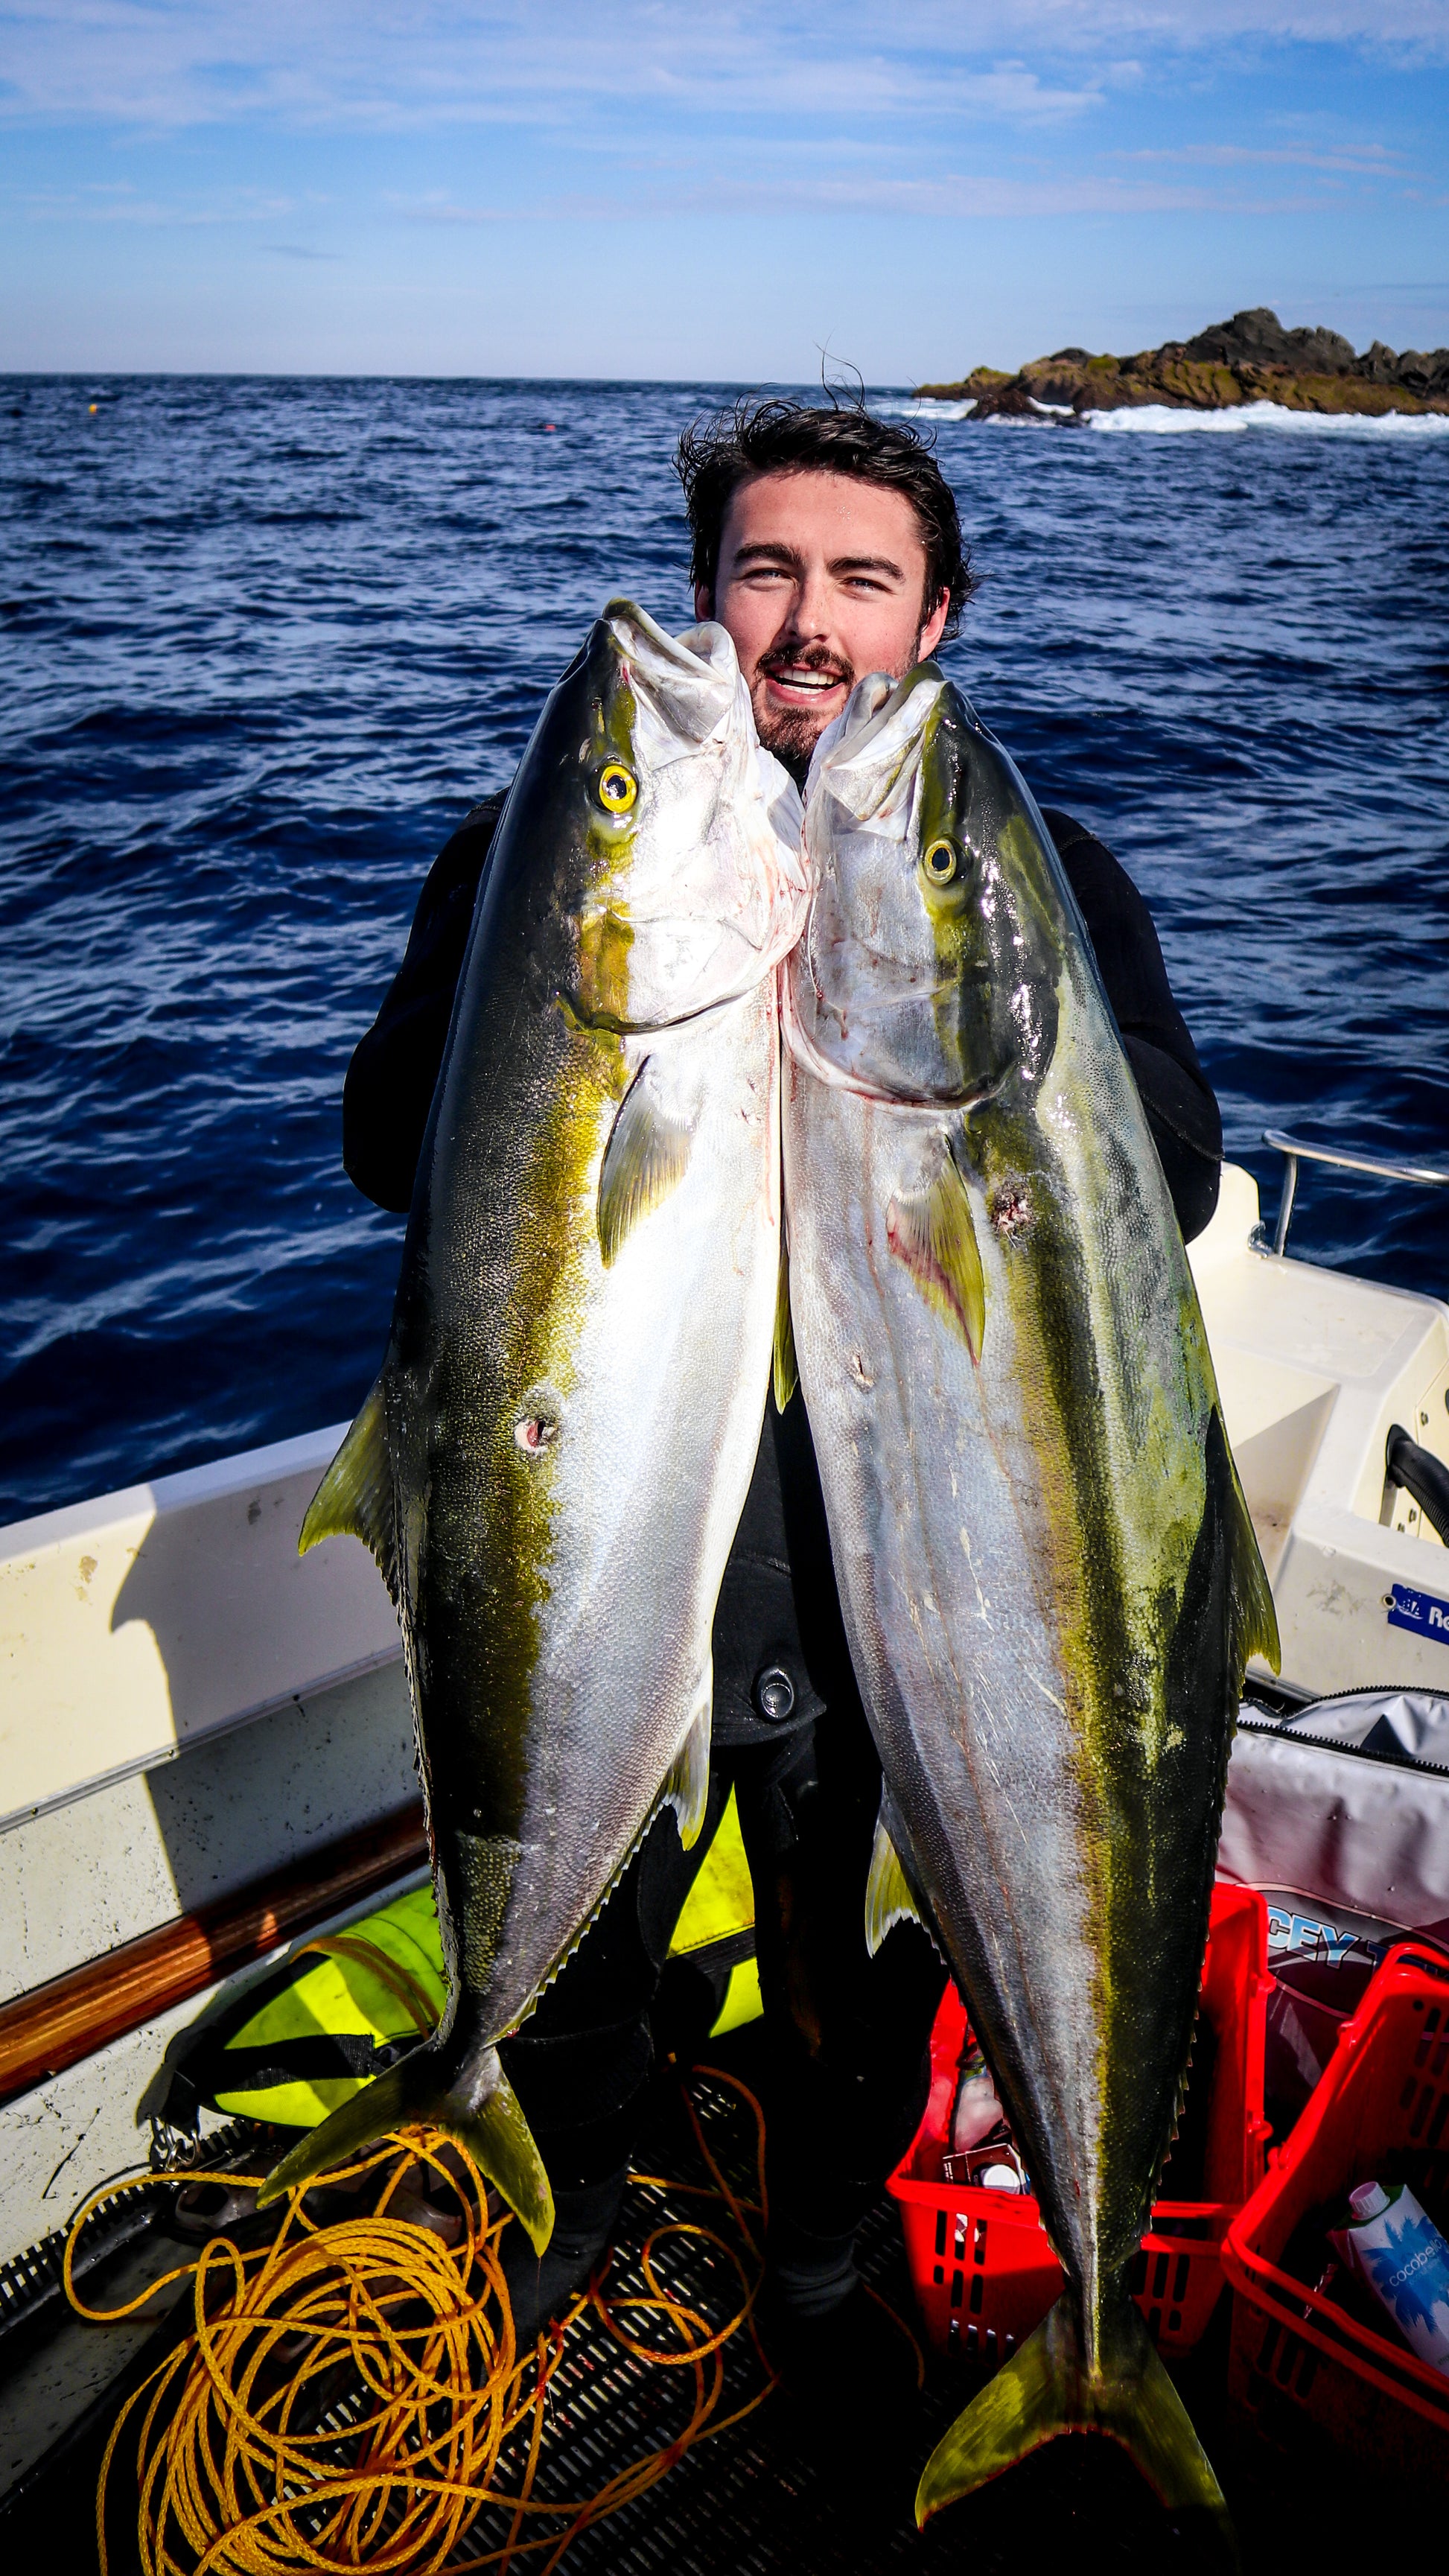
top-left (918, 307), bottom-right (1449, 421)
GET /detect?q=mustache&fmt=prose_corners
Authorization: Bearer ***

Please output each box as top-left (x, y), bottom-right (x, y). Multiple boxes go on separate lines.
top-left (758, 646), bottom-right (855, 686)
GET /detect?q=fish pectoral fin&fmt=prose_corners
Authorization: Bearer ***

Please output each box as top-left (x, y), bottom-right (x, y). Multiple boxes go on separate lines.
top-left (597, 1060), bottom-right (695, 1266)
top-left (773, 1235), bottom-right (799, 1412)
top-left (257, 2038), bottom-right (555, 2257)
top-left (299, 1377), bottom-right (398, 1602)
top-left (660, 1676), bottom-right (712, 1851)
top-left (885, 1148), bottom-right (986, 1361)
top-left (917, 2292), bottom-right (1236, 2561)
top-left (864, 1793), bottom-right (926, 1957)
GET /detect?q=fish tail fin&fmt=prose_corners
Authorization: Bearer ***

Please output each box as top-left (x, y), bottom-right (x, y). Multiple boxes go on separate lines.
top-left (915, 2291), bottom-right (1237, 2562)
top-left (255, 2038), bottom-right (554, 2255)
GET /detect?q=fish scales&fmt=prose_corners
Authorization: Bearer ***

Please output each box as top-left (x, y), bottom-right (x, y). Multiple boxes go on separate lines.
top-left (782, 664), bottom-right (1276, 2543)
top-left (261, 604), bottom-right (807, 2245)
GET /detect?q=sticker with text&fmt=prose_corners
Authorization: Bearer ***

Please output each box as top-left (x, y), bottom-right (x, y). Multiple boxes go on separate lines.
top-left (1386, 1580), bottom-right (1449, 1645)
top-left (1265, 1906), bottom-right (1363, 1966)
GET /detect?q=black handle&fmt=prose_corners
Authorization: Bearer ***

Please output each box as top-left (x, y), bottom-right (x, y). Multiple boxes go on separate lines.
top-left (1386, 1423), bottom-right (1449, 1548)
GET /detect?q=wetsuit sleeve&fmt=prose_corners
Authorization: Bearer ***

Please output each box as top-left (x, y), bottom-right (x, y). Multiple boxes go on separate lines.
top-left (342, 793), bottom-right (508, 1213)
top-left (1041, 809), bottom-right (1223, 1243)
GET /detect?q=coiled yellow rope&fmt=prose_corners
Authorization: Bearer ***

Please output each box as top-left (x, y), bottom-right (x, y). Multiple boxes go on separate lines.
top-left (66, 2067), bottom-right (783, 2576)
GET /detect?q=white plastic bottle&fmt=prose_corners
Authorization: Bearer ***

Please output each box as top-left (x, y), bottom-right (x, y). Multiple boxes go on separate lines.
top-left (1338, 2180), bottom-right (1449, 2376)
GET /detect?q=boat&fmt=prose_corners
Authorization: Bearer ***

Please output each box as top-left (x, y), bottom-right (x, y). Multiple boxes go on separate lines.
top-left (2, 1131), bottom-right (1448, 2528)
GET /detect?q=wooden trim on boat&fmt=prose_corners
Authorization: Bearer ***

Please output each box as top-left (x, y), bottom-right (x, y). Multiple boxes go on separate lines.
top-left (0, 1803), bottom-right (428, 2108)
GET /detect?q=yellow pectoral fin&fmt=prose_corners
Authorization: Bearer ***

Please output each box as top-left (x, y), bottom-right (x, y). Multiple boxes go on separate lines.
top-left (885, 1150), bottom-right (986, 1361)
top-left (596, 1060), bottom-right (695, 1266)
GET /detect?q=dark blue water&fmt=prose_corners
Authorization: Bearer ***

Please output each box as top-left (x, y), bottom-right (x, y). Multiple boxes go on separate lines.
top-left (2, 378), bottom-right (1447, 1526)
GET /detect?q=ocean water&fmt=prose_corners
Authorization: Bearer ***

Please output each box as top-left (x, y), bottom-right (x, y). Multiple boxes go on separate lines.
top-left (1, 375), bottom-right (1447, 1525)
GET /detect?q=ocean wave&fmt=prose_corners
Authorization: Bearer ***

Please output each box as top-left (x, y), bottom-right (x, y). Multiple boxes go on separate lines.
top-left (1084, 401), bottom-right (1449, 438)
top-left (881, 395), bottom-right (1449, 439)
top-left (876, 398), bottom-right (975, 421)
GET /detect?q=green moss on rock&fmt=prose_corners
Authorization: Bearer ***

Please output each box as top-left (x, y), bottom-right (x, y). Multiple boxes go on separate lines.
top-left (916, 308), bottom-right (1449, 424)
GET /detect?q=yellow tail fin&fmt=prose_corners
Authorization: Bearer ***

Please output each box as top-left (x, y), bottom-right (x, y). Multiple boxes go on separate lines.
top-left (256, 2035), bottom-right (554, 2255)
top-left (917, 2292), bottom-right (1237, 2563)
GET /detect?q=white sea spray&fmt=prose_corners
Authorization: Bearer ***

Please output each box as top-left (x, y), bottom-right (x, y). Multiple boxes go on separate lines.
top-left (884, 395), bottom-right (1449, 439)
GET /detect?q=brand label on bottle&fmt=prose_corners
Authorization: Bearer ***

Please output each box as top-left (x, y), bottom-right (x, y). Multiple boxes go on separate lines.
top-left (1360, 2207), bottom-right (1449, 2344)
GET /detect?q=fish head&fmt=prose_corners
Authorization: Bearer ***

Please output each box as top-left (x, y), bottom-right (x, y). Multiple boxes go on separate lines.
top-left (549, 600), bottom-right (806, 1033)
top-left (789, 664), bottom-right (1062, 1106)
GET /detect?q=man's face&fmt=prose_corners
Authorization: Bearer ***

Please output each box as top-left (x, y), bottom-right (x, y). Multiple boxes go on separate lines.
top-left (697, 468), bottom-right (951, 775)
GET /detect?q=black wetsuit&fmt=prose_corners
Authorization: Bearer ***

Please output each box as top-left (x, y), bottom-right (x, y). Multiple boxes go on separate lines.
top-left (343, 791), bottom-right (1223, 2262)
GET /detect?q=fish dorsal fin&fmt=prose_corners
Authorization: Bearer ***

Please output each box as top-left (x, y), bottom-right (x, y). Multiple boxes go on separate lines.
top-left (773, 1236), bottom-right (798, 1412)
top-left (1226, 1416), bottom-right (1281, 1676)
top-left (660, 1670), bottom-right (713, 1851)
top-left (299, 1378), bottom-right (398, 1602)
top-left (864, 1790), bottom-right (926, 1957)
top-left (885, 1148), bottom-right (986, 1361)
top-left (597, 1058), bottom-right (695, 1267)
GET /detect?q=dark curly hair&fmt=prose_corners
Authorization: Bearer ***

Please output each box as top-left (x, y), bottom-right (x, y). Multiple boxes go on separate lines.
top-left (675, 392), bottom-right (975, 641)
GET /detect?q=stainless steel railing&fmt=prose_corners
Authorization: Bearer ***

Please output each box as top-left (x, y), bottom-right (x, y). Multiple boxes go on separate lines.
top-left (1262, 1128), bottom-right (1449, 1257)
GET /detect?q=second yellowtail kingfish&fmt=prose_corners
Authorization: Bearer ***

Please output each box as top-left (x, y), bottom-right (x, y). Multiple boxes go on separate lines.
top-left (780, 664), bottom-right (1277, 2545)
top-left (260, 605), bottom-right (809, 2242)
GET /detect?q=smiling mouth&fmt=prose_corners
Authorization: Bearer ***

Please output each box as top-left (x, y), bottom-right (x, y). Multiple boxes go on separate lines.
top-left (762, 661), bottom-right (850, 702)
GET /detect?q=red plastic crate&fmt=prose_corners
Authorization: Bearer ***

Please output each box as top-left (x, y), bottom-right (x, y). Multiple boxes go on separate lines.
top-left (889, 1883), bottom-right (1271, 2362)
top-left (1223, 1942), bottom-right (1449, 2488)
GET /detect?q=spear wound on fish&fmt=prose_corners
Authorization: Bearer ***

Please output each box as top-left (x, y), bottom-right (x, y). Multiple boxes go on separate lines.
top-left (989, 1180), bottom-right (1031, 1238)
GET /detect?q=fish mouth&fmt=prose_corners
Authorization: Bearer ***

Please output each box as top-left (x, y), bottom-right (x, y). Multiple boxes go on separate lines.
top-left (557, 982), bottom-right (763, 1038)
top-left (806, 930), bottom-right (989, 1017)
top-left (782, 973), bottom-right (1010, 1109)
top-left (816, 972), bottom-right (961, 1021)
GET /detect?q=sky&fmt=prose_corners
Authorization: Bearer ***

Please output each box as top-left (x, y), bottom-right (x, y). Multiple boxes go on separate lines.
top-left (2, 2), bottom-right (1447, 379)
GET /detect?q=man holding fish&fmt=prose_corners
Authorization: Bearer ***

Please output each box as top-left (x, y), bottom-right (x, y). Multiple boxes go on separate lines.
top-left (312, 396), bottom-right (1253, 2536)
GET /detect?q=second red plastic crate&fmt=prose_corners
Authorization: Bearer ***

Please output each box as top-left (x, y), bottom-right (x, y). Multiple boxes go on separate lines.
top-left (889, 1883), bottom-right (1271, 2361)
top-left (1223, 1941), bottom-right (1449, 2488)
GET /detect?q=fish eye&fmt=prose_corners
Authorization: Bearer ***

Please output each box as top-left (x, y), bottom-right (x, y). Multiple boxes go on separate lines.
top-left (921, 838), bottom-right (961, 885)
top-left (597, 763), bottom-right (637, 815)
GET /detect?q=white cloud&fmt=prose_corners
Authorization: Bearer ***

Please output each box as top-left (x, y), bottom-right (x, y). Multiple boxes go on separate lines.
top-left (13, 176), bottom-right (299, 223)
top-left (1, 2), bottom-right (1445, 133)
top-left (1120, 137), bottom-right (1410, 171)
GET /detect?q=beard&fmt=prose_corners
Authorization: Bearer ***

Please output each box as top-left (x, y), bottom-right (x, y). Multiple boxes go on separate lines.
top-left (751, 647), bottom-right (856, 783)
